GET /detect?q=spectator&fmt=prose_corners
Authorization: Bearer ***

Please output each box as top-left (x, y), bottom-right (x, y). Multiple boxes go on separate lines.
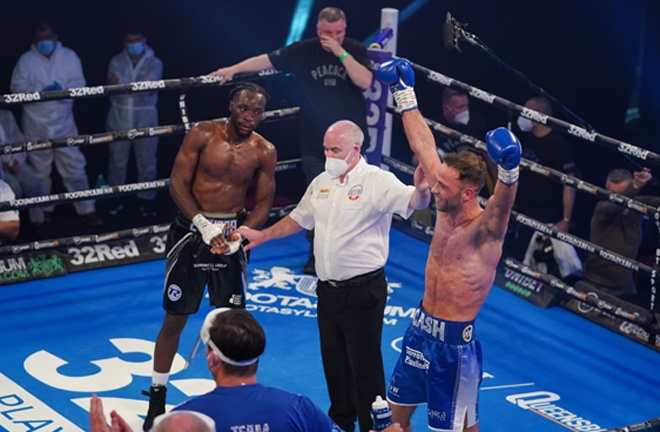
top-left (0, 179), bottom-right (19, 244)
top-left (10, 22), bottom-right (102, 226)
top-left (236, 120), bottom-right (430, 432)
top-left (507, 96), bottom-right (577, 268)
top-left (105, 29), bottom-right (163, 217)
top-left (583, 168), bottom-right (660, 300)
top-left (211, 6), bottom-right (373, 275)
top-left (90, 394), bottom-right (215, 432)
top-left (0, 109), bottom-right (46, 229)
top-left (431, 89), bottom-right (488, 153)
top-left (172, 308), bottom-right (346, 431)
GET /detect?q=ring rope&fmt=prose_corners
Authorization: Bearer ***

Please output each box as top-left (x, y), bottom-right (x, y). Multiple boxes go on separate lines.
top-left (0, 202), bottom-right (298, 257)
top-left (408, 61), bottom-right (660, 167)
top-left (603, 416), bottom-right (660, 432)
top-left (0, 107), bottom-right (300, 157)
top-left (0, 156), bottom-right (302, 212)
top-left (0, 70), bottom-right (281, 107)
top-left (502, 257), bottom-right (657, 330)
top-left (385, 106), bottom-right (659, 217)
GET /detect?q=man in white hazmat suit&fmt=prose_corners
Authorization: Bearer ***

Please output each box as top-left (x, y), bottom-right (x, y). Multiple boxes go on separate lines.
top-left (0, 109), bottom-right (46, 227)
top-left (10, 22), bottom-right (102, 226)
top-left (105, 29), bottom-right (163, 217)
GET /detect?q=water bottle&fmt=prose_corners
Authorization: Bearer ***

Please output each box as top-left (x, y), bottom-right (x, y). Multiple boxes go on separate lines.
top-left (95, 174), bottom-right (109, 189)
top-left (371, 395), bottom-right (393, 431)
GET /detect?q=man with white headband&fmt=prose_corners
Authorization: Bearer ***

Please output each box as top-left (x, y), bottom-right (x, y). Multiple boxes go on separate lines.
top-left (173, 308), bottom-right (346, 430)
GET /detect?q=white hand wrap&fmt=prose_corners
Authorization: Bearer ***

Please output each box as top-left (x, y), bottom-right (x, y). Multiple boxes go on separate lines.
top-left (192, 214), bottom-right (223, 245)
top-left (392, 88), bottom-right (418, 112)
top-left (224, 233), bottom-right (242, 255)
top-left (498, 165), bottom-right (520, 185)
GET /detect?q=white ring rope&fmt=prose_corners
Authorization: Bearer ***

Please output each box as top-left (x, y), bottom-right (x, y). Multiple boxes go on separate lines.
top-left (0, 107), bottom-right (300, 157)
top-left (0, 71), bottom-right (281, 107)
top-left (409, 61), bottom-right (660, 168)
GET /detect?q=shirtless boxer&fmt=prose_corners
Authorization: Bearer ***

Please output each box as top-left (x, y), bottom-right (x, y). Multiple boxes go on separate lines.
top-left (377, 59), bottom-right (521, 432)
top-left (143, 82), bottom-right (277, 431)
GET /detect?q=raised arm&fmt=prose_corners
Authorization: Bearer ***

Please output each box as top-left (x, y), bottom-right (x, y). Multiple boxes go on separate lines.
top-left (242, 139), bottom-right (277, 230)
top-left (209, 54), bottom-right (274, 85)
top-left (376, 58), bottom-right (442, 190)
top-left (481, 128), bottom-right (521, 241)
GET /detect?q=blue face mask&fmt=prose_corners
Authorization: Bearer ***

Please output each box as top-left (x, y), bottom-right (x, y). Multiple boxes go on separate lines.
top-left (36, 40), bottom-right (55, 56)
top-left (126, 42), bottom-right (145, 57)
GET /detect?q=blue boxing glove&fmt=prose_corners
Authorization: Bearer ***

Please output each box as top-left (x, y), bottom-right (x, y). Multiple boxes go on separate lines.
top-left (42, 81), bottom-right (63, 92)
top-left (485, 127), bottom-right (522, 184)
top-left (377, 58), bottom-right (418, 111)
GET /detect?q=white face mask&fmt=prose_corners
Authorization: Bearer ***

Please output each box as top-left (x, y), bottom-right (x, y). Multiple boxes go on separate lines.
top-left (454, 110), bottom-right (470, 125)
top-left (517, 116), bottom-right (534, 132)
top-left (325, 149), bottom-right (354, 178)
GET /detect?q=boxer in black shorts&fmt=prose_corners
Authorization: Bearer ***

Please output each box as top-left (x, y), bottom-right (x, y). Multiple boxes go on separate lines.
top-left (164, 211), bottom-right (248, 313)
top-left (143, 82), bottom-right (277, 431)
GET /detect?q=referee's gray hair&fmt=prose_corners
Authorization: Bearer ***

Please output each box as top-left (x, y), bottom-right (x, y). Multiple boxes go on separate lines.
top-left (330, 120), bottom-right (364, 148)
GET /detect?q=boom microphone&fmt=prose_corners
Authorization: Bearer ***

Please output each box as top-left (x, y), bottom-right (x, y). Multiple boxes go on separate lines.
top-left (443, 12), bottom-right (455, 50)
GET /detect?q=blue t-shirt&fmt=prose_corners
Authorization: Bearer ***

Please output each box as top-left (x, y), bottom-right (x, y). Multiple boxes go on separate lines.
top-left (173, 383), bottom-right (343, 432)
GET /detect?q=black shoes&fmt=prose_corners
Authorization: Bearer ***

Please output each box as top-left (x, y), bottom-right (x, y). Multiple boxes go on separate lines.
top-left (142, 384), bottom-right (166, 431)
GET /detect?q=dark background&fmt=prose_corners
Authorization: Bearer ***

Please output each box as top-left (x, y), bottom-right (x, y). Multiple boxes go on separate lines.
top-left (2, 0), bottom-right (659, 243)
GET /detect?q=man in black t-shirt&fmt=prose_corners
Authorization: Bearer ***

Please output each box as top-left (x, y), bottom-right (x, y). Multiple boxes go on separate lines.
top-left (507, 96), bottom-right (578, 262)
top-left (211, 7), bottom-right (373, 274)
top-left (430, 88), bottom-right (489, 154)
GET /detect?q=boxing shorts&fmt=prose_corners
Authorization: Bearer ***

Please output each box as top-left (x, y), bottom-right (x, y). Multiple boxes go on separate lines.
top-left (387, 303), bottom-right (482, 431)
top-left (163, 211), bottom-right (248, 314)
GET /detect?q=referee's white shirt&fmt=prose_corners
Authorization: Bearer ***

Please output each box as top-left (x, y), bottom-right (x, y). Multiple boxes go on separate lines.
top-left (290, 157), bottom-right (415, 282)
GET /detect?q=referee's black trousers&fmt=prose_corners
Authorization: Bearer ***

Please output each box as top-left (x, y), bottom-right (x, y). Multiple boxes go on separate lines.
top-left (316, 272), bottom-right (388, 432)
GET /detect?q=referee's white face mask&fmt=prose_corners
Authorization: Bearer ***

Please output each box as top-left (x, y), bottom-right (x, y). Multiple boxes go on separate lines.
top-left (325, 148), bottom-right (355, 178)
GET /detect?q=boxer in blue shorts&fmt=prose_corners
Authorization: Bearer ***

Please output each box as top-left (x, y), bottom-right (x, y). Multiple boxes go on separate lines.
top-left (143, 82), bottom-right (277, 431)
top-left (378, 59), bottom-right (521, 431)
top-left (387, 304), bottom-right (482, 431)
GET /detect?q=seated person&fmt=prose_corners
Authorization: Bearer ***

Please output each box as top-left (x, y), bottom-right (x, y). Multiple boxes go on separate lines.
top-left (583, 168), bottom-right (660, 300)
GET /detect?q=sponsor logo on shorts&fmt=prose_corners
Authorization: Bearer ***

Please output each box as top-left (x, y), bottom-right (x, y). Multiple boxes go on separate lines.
top-left (229, 294), bottom-right (243, 305)
top-left (403, 346), bottom-right (429, 370)
top-left (168, 284), bottom-right (182, 301)
top-left (427, 409), bottom-right (446, 421)
top-left (462, 324), bottom-right (473, 343)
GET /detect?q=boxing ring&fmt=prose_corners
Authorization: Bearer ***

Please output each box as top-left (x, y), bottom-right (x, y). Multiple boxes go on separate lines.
top-left (1, 55), bottom-right (659, 432)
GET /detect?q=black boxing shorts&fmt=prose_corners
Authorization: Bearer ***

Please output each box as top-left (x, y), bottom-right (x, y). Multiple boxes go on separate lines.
top-left (163, 211), bottom-right (248, 314)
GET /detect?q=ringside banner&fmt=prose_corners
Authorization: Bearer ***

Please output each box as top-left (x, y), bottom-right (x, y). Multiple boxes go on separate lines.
top-left (0, 234), bottom-right (168, 285)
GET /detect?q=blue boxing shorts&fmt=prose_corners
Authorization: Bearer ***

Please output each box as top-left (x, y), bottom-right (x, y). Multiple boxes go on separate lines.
top-left (163, 211), bottom-right (248, 314)
top-left (387, 303), bottom-right (482, 432)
